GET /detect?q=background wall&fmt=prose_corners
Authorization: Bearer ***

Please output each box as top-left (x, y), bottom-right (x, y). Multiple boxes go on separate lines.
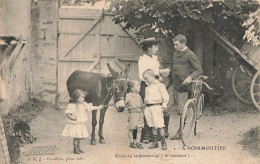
top-left (30, 0), bottom-right (58, 104)
top-left (0, 0), bottom-right (31, 40)
top-left (0, 0), bottom-right (32, 115)
top-left (0, 0), bottom-right (58, 114)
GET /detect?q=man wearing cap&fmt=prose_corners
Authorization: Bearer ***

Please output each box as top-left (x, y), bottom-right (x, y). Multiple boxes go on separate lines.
top-left (137, 37), bottom-right (170, 143)
top-left (169, 34), bottom-right (203, 140)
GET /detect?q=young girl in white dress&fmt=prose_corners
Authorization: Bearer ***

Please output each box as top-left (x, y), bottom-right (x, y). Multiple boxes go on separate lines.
top-left (62, 89), bottom-right (103, 154)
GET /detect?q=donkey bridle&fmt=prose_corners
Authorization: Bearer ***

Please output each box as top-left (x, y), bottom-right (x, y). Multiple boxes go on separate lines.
top-left (101, 76), bottom-right (127, 108)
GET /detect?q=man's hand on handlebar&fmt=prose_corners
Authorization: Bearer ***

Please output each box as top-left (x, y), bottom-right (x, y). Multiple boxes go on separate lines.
top-left (182, 76), bottom-right (192, 85)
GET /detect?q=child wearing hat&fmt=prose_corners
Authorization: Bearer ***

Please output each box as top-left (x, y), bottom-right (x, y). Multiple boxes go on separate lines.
top-left (125, 80), bottom-right (144, 149)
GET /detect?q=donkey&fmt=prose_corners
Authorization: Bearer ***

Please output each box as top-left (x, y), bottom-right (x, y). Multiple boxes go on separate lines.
top-left (66, 63), bottom-right (130, 145)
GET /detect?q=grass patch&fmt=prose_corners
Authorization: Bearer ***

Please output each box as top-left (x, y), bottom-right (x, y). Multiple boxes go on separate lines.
top-left (239, 126), bottom-right (260, 157)
top-left (2, 98), bottom-right (52, 163)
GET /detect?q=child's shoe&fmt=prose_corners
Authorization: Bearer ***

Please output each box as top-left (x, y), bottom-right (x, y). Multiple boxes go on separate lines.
top-left (136, 143), bottom-right (144, 149)
top-left (162, 142), bottom-right (167, 150)
top-left (161, 136), bottom-right (167, 150)
top-left (148, 135), bottom-right (158, 149)
top-left (130, 142), bottom-right (137, 148)
top-left (73, 145), bottom-right (81, 154)
top-left (77, 142), bottom-right (84, 153)
top-left (148, 141), bottom-right (158, 149)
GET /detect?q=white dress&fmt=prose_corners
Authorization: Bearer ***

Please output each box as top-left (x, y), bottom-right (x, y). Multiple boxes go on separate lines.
top-left (62, 102), bottom-right (94, 138)
top-left (138, 54), bottom-right (160, 81)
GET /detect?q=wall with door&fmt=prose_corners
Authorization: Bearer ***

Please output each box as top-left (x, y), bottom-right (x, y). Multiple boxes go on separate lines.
top-left (57, 8), bottom-right (144, 106)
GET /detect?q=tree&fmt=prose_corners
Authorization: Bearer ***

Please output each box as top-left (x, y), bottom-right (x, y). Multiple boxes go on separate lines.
top-left (59, 0), bottom-right (259, 46)
top-left (60, 0), bottom-right (99, 6)
top-left (106, 0), bottom-right (259, 46)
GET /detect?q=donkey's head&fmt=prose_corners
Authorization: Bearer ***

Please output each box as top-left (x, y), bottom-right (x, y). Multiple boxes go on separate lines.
top-left (107, 63), bottom-right (130, 112)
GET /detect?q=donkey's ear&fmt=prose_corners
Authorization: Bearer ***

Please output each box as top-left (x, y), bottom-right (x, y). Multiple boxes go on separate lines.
top-left (123, 64), bottom-right (130, 78)
top-left (107, 63), bottom-right (119, 78)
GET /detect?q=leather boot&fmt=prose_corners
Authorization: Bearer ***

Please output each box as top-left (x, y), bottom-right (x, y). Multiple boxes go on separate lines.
top-left (77, 141), bottom-right (84, 153)
top-left (161, 136), bottom-right (167, 150)
top-left (130, 142), bottom-right (137, 148)
top-left (164, 116), bottom-right (169, 138)
top-left (170, 118), bottom-right (181, 140)
top-left (148, 135), bottom-right (158, 149)
top-left (140, 122), bottom-right (150, 143)
top-left (73, 139), bottom-right (80, 154)
top-left (170, 130), bottom-right (181, 140)
top-left (73, 144), bottom-right (80, 154)
top-left (164, 127), bottom-right (169, 138)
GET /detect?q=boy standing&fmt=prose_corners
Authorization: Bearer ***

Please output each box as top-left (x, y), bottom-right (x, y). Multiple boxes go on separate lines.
top-left (143, 69), bottom-right (169, 150)
top-left (169, 34), bottom-right (202, 140)
top-left (125, 80), bottom-right (144, 149)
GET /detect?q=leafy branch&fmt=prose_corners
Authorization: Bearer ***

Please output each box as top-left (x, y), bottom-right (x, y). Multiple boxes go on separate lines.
top-left (243, 8), bottom-right (260, 46)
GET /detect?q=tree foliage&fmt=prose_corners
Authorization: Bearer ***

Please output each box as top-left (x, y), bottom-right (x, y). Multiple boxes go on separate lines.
top-left (60, 0), bottom-right (259, 46)
top-left (106, 0), bottom-right (259, 45)
top-left (60, 0), bottom-right (99, 6)
top-left (243, 8), bottom-right (260, 46)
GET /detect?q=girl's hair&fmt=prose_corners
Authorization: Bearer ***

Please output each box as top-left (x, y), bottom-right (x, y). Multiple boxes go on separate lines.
top-left (69, 89), bottom-right (88, 103)
top-left (128, 80), bottom-right (139, 88)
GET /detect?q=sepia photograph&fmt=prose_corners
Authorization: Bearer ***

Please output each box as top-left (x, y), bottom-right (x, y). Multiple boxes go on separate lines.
top-left (0, 0), bottom-right (260, 163)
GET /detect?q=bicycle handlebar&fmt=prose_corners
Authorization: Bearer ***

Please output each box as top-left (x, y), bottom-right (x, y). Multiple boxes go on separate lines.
top-left (190, 80), bottom-right (213, 91)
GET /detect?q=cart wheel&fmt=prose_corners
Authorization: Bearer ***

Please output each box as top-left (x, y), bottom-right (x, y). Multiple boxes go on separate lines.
top-left (250, 71), bottom-right (260, 111)
top-left (181, 99), bottom-right (195, 146)
top-left (231, 66), bottom-right (253, 104)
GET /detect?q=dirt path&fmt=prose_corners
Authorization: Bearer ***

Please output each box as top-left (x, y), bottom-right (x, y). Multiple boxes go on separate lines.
top-left (19, 104), bottom-right (260, 164)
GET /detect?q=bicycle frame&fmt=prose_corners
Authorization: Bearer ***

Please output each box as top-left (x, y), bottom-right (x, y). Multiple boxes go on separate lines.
top-left (192, 79), bottom-right (212, 119)
top-left (180, 76), bottom-right (213, 146)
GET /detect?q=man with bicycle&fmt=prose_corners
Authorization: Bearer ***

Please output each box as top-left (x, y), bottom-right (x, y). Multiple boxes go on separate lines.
top-left (168, 34), bottom-right (203, 140)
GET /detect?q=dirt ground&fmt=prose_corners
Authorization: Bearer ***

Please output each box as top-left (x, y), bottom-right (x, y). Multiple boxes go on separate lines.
top-left (16, 98), bottom-right (260, 164)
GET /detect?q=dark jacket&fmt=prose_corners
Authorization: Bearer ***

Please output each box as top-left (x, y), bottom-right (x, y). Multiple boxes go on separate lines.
top-left (170, 48), bottom-right (203, 92)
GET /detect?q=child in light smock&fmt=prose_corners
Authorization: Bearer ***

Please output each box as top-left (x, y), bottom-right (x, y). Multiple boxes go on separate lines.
top-left (125, 80), bottom-right (144, 149)
top-left (62, 89), bottom-right (103, 154)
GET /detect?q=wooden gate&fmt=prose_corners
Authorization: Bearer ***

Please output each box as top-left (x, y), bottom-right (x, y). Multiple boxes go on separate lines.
top-left (57, 8), bottom-right (143, 105)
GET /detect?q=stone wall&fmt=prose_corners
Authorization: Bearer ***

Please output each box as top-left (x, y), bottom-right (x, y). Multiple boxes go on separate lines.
top-left (30, 0), bottom-right (58, 104)
top-left (0, 0), bottom-right (58, 114)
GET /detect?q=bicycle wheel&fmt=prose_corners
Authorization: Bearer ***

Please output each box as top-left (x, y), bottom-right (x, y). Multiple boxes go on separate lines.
top-left (194, 94), bottom-right (204, 135)
top-left (181, 99), bottom-right (196, 146)
top-left (197, 94), bottom-right (204, 118)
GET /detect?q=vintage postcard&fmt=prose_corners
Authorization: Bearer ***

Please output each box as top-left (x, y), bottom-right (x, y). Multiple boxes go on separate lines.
top-left (0, 0), bottom-right (260, 164)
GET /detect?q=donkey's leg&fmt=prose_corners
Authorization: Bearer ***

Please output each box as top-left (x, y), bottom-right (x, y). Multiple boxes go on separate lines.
top-left (91, 110), bottom-right (97, 145)
top-left (98, 107), bottom-right (108, 144)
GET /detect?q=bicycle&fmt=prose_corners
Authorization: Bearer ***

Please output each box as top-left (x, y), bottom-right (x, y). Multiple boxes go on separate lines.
top-left (180, 75), bottom-right (213, 146)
